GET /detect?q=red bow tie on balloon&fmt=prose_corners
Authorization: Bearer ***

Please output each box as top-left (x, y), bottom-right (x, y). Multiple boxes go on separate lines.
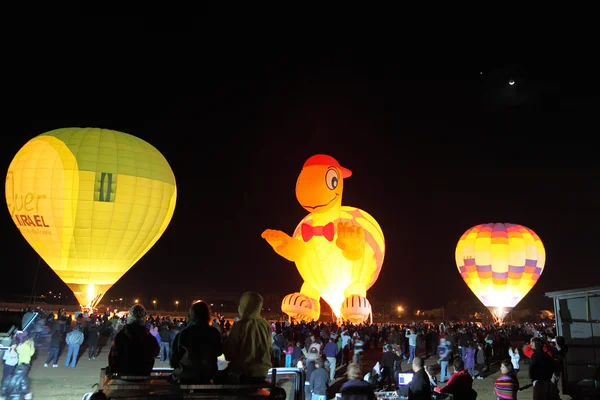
top-left (301, 222), bottom-right (335, 242)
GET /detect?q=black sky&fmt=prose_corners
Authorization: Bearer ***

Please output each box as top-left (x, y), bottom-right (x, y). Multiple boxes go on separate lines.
top-left (2, 29), bottom-right (599, 311)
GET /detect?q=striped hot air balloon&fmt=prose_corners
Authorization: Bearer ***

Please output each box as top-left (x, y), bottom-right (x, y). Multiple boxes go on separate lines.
top-left (455, 223), bottom-right (545, 323)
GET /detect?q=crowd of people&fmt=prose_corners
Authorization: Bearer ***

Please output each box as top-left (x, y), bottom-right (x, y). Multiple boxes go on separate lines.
top-left (0, 292), bottom-right (273, 399)
top-left (0, 297), bottom-right (568, 400)
top-left (350, 322), bottom-right (566, 399)
top-left (268, 318), bottom-right (566, 399)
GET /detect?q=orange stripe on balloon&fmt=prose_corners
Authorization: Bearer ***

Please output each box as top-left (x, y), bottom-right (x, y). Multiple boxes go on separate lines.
top-left (478, 271), bottom-right (492, 279)
top-left (524, 266), bottom-right (537, 274)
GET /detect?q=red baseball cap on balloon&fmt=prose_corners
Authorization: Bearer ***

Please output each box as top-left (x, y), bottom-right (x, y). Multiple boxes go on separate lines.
top-left (302, 154), bottom-right (352, 178)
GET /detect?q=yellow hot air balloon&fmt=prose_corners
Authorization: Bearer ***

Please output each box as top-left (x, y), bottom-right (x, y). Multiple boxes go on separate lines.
top-left (5, 128), bottom-right (177, 309)
top-left (455, 223), bottom-right (545, 323)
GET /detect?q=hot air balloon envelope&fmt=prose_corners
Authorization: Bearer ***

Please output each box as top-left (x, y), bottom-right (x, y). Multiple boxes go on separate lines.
top-left (455, 222), bottom-right (545, 323)
top-left (5, 128), bottom-right (177, 308)
top-left (262, 154), bottom-right (384, 323)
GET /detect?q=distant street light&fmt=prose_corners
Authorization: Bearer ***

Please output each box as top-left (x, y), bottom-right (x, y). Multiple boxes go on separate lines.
top-left (134, 299), bottom-right (139, 304)
top-left (175, 301), bottom-right (179, 312)
top-left (152, 300), bottom-right (157, 310)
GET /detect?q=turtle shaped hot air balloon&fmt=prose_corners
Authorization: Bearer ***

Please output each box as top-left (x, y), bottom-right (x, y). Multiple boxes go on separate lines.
top-left (262, 154), bottom-right (385, 323)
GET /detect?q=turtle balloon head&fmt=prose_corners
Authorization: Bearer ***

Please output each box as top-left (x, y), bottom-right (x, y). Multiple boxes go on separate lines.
top-left (295, 154), bottom-right (351, 214)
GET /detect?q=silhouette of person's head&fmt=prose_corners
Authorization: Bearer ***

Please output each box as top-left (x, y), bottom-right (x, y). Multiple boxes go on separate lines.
top-left (190, 301), bottom-right (211, 324)
top-left (127, 304), bottom-right (148, 325)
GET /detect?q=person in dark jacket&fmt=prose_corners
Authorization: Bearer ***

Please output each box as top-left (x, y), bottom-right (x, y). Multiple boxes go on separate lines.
top-left (381, 344), bottom-right (401, 388)
top-left (305, 359), bottom-right (316, 382)
top-left (158, 324), bottom-right (172, 362)
top-left (339, 363), bottom-right (375, 400)
top-left (44, 328), bottom-right (62, 367)
top-left (458, 330), bottom-right (470, 360)
top-left (304, 360), bottom-right (316, 399)
top-left (529, 337), bottom-right (558, 399)
top-left (0, 363), bottom-right (30, 399)
top-left (87, 324), bottom-right (99, 359)
top-left (170, 301), bottom-right (223, 384)
top-left (408, 357), bottom-right (431, 400)
top-left (425, 365), bottom-right (437, 390)
top-left (529, 338), bottom-right (555, 379)
top-left (108, 304), bottom-right (159, 376)
top-left (309, 358), bottom-right (329, 400)
top-left (291, 342), bottom-right (303, 367)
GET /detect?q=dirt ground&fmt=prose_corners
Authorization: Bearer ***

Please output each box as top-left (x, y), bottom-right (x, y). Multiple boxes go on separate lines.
top-left (0, 346), bottom-right (549, 399)
top-left (1, 344), bottom-right (115, 399)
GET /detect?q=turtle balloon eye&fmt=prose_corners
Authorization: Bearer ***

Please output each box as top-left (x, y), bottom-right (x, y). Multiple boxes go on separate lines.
top-left (325, 169), bottom-right (339, 190)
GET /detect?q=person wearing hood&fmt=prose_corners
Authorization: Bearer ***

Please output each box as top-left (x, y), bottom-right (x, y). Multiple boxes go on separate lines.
top-left (223, 291), bottom-right (271, 383)
top-left (108, 304), bottom-right (160, 376)
top-left (170, 301), bottom-right (222, 384)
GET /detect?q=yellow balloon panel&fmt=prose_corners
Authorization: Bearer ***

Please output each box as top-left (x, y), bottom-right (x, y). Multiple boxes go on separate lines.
top-left (455, 223), bottom-right (545, 319)
top-left (6, 128), bottom-right (177, 307)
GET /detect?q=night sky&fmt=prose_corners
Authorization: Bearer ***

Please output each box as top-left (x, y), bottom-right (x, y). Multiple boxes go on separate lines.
top-left (2, 42), bottom-right (599, 312)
